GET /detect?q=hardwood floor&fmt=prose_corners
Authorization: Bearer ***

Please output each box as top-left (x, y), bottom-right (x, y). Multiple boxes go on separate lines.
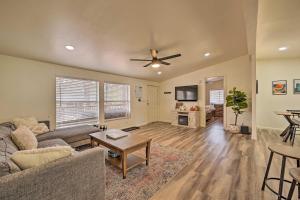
top-left (129, 120), bottom-right (300, 200)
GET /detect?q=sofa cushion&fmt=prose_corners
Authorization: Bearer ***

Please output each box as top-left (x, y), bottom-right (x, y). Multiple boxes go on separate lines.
top-left (0, 158), bottom-right (21, 177)
top-left (37, 125), bottom-right (99, 143)
top-left (0, 126), bottom-right (21, 177)
top-left (38, 139), bottom-right (69, 148)
top-left (0, 126), bottom-right (18, 154)
top-left (0, 122), bottom-right (16, 131)
top-left (11, 146), bottom-right (73, 170)
top-left (11, 126), bottom-right (38, 150)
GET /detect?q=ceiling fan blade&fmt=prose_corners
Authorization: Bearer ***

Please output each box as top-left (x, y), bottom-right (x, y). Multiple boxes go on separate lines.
top-left (150, 49), bottom-right (158, 58)
top-left (159, 60), bottom-right (170, 65)
top-left (159, 53), bottom-right (181, 60)
top-left (130, 59), bottom-right (152, 61)
top-left (143, 62), bottom-right (152, 67)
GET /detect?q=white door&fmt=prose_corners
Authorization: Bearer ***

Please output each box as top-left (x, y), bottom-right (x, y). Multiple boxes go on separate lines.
top-left (147, 85), bottom-right (159, 123)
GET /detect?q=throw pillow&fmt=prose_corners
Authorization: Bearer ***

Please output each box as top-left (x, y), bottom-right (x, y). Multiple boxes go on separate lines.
top-left (31, 123), bottom-right (49, 135)
top-left (12, 117), bottom-right (49, 134)
top-left (11, 146), bottom-right (73, 170)
top-left (11, 126), bottom-right (38, 150)
top-left (0, 159), bottom-right (21, 177)
top-left (12, 117), bottom-right (39, 130)
top-left (0, 132), bottom-right (21, 177)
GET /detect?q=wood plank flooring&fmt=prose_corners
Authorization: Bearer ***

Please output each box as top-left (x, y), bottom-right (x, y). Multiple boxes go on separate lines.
top-left (129, 120), bottom-right (300, 200)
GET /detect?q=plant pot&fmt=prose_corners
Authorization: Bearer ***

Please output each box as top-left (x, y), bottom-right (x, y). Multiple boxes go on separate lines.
top-left (228, 124), bottom-right (240, 133)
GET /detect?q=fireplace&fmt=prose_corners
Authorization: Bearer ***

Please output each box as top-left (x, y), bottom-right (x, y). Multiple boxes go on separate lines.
top-left (172, 111), bottom-right (200, 128)
top-left (178, 115), bottom-right (188, 126)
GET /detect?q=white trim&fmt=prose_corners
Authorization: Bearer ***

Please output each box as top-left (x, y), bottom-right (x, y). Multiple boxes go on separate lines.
top-left (104, 116), bottom-right (131, 122)
top-left (103, 82), bottom-right (131, 121)
top-left (257, 126), bottom-right (283, 132)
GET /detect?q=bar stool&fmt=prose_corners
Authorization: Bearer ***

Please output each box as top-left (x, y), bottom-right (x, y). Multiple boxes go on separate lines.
top-left (287, 168), bottom-right (300, 200)
top-left (261, 144), bottom-right (300, 200)
top-left (281, 115), bottom-right (299, 145)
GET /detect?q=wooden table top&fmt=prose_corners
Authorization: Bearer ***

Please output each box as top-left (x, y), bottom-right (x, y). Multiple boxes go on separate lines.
top-left (274, 111), bottom-right (293, 116)
top-left (269, 144), bottom-right (300, 160)
top-left (275, 111), bottom-right (300, 116)
top-left (90, 129), bottom-right (151, 151)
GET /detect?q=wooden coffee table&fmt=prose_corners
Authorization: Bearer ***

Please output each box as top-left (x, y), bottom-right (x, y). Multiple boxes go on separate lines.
top-left (90, 129), bottom-right (152, 179)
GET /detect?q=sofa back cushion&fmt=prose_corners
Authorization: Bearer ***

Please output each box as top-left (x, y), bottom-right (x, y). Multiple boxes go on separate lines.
top-left (0, 126), bottom-right (21, 177)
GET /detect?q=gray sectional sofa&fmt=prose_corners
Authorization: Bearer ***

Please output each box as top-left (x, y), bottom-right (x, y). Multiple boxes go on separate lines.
top-left (0, 124), bottom-right (105, 200)
top-left (36, 124), bottom-right (100, 147)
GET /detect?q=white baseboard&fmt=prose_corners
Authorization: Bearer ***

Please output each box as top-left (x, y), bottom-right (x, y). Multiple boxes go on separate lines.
top-left (257, 126), bottom-right (283, 134)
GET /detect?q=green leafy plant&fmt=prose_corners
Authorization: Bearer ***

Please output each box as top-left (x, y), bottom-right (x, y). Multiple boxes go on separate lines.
top-left (226, 87), bottom-right (248, 126)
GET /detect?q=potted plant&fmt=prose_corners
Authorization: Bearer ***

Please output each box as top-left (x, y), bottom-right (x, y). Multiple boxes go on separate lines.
top-left (225, 87), bottom-right (248, 133)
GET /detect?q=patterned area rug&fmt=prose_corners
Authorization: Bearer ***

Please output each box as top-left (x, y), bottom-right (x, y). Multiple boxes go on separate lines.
top-left (106, 143), bottom-right (193, 200)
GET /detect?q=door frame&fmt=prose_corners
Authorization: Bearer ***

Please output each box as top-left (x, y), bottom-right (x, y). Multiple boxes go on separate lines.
top-left (204, 76), bottom-right (226, 129)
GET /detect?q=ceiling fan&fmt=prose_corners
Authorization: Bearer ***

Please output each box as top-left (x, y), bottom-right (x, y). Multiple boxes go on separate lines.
top-left (130, 49), bottom-right (181, 68)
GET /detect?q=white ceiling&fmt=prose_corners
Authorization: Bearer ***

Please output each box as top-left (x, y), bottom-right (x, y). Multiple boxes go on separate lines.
top-left (257, 0), bottom-right (300, 59)
top-left (0, 0), bottom-right (249, 81)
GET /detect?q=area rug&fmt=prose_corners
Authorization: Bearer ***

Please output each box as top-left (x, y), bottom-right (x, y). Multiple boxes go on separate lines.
top-left (105, 143), bottom-right (193, 200)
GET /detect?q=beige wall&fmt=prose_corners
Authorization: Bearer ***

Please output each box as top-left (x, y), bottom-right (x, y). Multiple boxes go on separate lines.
top-left (159, 55), bottom-right (252, 129)
top-left (205, 80), bottom-right (224, 105)
top-left (256, 58), bottom-right (300, 130)
top-left (0, 54), bottom-right (254, 131)
top-left (0, 54), bottom-right (159, 130)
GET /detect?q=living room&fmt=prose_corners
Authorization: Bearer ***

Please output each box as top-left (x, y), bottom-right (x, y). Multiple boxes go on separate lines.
top-left (1, 0), bottom-right (300, 200)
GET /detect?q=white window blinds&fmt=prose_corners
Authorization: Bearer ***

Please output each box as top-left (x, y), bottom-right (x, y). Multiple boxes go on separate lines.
top-left (56, 77), bottom-right (99, 128)
top-left (104, 83), bottom-right (130, 120)
top-left (210, 89), bottom-right (224, 105)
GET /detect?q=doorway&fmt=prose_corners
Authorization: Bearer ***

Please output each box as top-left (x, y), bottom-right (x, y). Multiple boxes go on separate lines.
top-left (205, 77), bottom-right (225, 126)
top-left (147, 85), bottom-right (159, 123)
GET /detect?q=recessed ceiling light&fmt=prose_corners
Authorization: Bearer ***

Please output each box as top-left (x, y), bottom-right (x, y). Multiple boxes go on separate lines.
top-left (157, 71), bottom-right (162, 75)
top-left (204, 52), bottom-right (211, 57)
top-left (151, 63), bottom-right (160, 68)
top-left (65, 45), bottom-right (75, 51)
top-left (278, 46), bottom-right (288, 51)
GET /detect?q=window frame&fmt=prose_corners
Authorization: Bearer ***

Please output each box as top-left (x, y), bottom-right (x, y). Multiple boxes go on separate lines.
top-left (209, 89), bottom-right (224, 105)
top-left (55, 76), bottom-right (100, 129)
top-left (103, 82), bottom-right (131, 121)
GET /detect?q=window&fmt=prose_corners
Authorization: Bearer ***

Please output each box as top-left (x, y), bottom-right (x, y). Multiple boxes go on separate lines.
top-left (104, 83), bottom-right (130, 120)
top-left (56, 77), bottom-right (99, 128)
top-left (210, 89), bottom-right (224, 104)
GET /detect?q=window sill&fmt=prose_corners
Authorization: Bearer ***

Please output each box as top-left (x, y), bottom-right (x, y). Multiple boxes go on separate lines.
top-left (104, 116), bottom-right (131, 122)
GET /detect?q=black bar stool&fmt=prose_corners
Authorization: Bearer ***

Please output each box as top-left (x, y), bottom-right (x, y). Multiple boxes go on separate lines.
top-left (261, 144), bottom-right (300, 200)
top-left (282, 115), bottom-right (299, 145)
top-left (287, 168), bottom-right (300, 200)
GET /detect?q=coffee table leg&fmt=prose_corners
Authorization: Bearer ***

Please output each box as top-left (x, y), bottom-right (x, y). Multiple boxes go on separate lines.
top-left (91, 138), bottom-right (94, 148)
top-left (122, 152), bottom-right (127, 179)
top-left (146, 142), bottom-right (151, 166)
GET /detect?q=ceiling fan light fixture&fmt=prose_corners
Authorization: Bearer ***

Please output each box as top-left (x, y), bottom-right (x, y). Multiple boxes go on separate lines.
top-left (65, 45), bottom-right (75, 51)
top-left (151, 63), bottom-right (160, 68)
top-left (204, 52), bottom-right (211, 57)
top-left (278, 46), bottom-right (288, 51)
top-left (130, 49), bottom-right (181, 68)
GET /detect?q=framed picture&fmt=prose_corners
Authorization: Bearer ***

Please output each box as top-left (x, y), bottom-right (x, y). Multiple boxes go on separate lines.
top-left (272, 80), bottom-right (287, 95)
top-left (294, 79), bottom-right (300, 94)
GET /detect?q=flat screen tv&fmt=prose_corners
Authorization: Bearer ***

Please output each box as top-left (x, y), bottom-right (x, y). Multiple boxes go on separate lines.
top-left (175, 85), bottom-right (198, 101)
